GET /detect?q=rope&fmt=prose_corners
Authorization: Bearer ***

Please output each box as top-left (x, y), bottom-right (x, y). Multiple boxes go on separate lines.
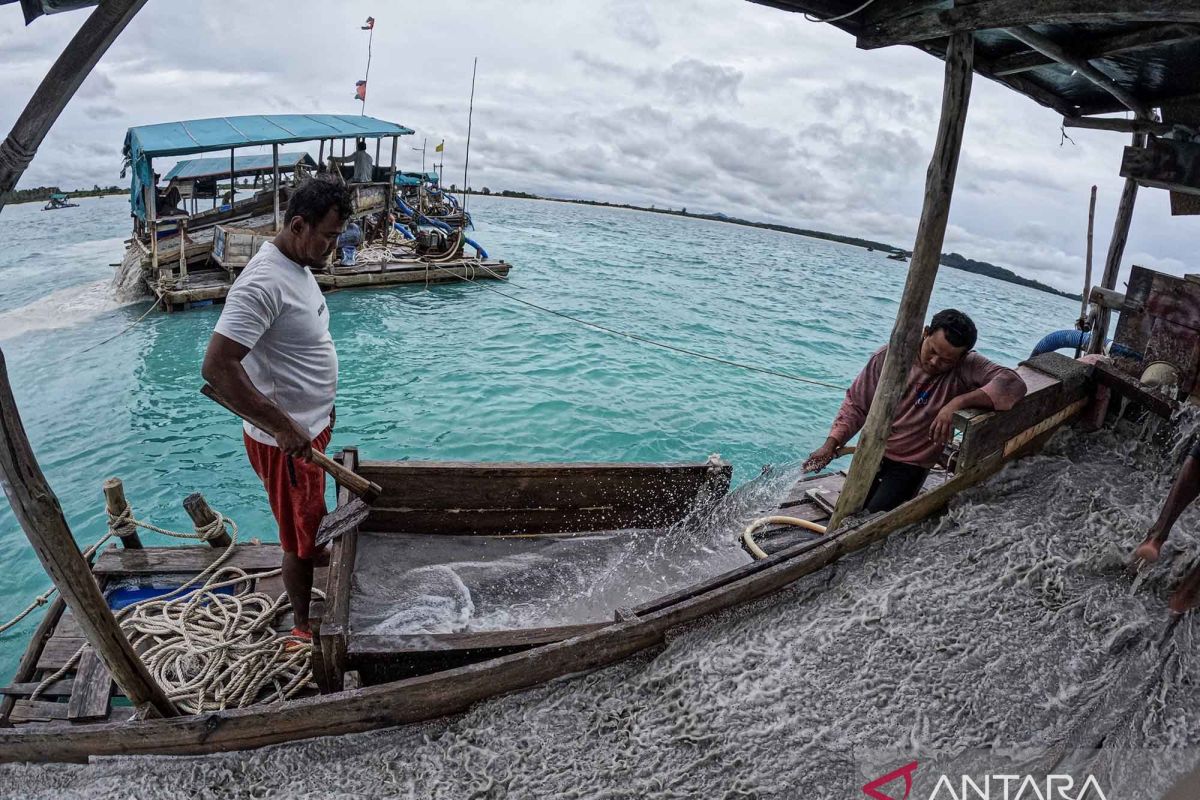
top-left (423, 260), bottom-right (848, 392)
top-left (45, 298), bottom-right (159, 368)
top-left (24, 506), bottom-right (314, 712)
top-left (803, 0), bottom-right (879, 23)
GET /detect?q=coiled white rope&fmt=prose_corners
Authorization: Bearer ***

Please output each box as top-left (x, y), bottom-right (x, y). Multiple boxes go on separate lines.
top-left (27, 507), bottom-right (316, 712)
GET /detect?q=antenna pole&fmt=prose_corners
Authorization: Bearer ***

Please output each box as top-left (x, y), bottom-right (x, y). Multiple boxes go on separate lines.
top-left (461, 57), bottom-right (477, 224)
top-left (362, 20), bottom-right (374, 116)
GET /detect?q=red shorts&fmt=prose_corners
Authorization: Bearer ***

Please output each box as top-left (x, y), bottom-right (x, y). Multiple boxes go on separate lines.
top-left (244, 427), bottom-right (332, 559)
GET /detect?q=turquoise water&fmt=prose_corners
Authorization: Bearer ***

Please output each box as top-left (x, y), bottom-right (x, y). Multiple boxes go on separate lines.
top-left (0, 194), bottom-right (1077, 678)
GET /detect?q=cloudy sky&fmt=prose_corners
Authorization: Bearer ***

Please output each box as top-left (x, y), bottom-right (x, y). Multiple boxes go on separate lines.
top-left (1, 0), bottom-right (1195, 292)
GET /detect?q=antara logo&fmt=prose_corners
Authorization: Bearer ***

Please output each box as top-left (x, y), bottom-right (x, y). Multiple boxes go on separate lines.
top-left (861, 762), bottom-right (1110, 800)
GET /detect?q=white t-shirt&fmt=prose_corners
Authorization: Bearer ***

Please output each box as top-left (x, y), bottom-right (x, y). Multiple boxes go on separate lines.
top-left (212, 242), bottom-right (338, 446)
top-left (352, 150), bottom-right (373, 182)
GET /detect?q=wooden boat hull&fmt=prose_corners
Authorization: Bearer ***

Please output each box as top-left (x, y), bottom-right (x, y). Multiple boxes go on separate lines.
top-left (0, 354), bottom-right (1096, 762)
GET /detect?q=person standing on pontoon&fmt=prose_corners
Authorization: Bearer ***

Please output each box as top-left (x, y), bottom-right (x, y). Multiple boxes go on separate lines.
top-left (803, 309), bottom-right (1027, 513)
top-left (330, 138), bottom-right (374, 183)
top-left (1133, 443), bottom-right (1200, 613)
top-left (201, 177), bottom-right (350, 642)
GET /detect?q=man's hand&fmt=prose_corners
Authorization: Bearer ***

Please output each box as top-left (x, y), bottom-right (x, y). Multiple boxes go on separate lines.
top-left (930, 403), bottom-right (959, 444)
top-left (803, 439), bottom-right (839, 473)
top-left (273, 418), bottom-right (314, 461)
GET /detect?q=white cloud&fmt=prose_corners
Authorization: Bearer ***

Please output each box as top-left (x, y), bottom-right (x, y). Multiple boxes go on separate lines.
top-left (1, 0), bottom-right (1195, 294)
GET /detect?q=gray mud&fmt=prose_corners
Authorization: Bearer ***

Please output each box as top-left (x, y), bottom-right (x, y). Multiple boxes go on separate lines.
top-left (4, 426), bottom-right (1200, 799)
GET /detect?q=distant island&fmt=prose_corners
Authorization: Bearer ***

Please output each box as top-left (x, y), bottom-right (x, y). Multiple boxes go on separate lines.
top-left (2, 184), bottom-right (125, 205)
top-left (456, 186), bottom-right (1079, 302)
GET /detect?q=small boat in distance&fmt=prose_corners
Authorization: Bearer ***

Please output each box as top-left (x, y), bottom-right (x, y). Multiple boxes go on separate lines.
top-left (886, 251), bottom-right (908, 262)
top-left (42, 193), bottom-right (78, 211)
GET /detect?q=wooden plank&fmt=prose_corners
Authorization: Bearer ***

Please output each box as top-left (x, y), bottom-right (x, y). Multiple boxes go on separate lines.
top-left (93, 543), bottom-right (281, 576)
top-left (358, 461), bottom-right (730, 532)
top-left (1093, 361), bottom-right (1179, 418)
top-left (992, 23), bottom-right (1200, 76)
top-left (349, 624), bottom-right (610, 657)
top-left (0, 596), bottom-right (65, 726)
top-left (9, 701), bottom-right (68, 723)
top-left (1121, 137), bottom-right (1200, 195)
top-left (319, 447), bottom-right (358, 694)
top-left (0, 352), bottom-right (175, 717)
top-left (956, 354), bottom-right (1092, 469)
top-left (1092, 132), bottom-right (1144, 353)
top-left (0, 680), bottom-right (74, 699)
top-left (830, 31), bottom-right (973, 528)
top-left (858, 2), bottom-right (1200, 49)
top-left (1006, 26), bottom-right (1150, 117)
top-left (36, 637), bottom-right (85, 672)
top-left (66, 649), bottom-right (111, 722)
top-left (362, 504), bottom-right (714, 536)
top-left (1063, 116), bottom-right (1176, 137)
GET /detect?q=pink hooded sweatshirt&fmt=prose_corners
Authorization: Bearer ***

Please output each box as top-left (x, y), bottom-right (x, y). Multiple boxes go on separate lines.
top-left (829, 346), bottom-right (1027, 468)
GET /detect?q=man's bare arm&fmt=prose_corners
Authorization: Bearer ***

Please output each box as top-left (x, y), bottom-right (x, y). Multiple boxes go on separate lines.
top-left (201, 333), bottom-right (313, 459)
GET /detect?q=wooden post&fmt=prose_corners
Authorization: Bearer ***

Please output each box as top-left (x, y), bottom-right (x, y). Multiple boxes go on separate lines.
top-left (102, 478), bottom-right (142, 549)
top-left (1089, 132), bottom-right (1144, 354)
top-left (828, 32), bottom-right (974, 530)
top-left (1075, 185), bottom-right (1097, 358)
top-left (389, 135), bottom-right (399, 231)
top-left (272, 143), bottom-right (280, 232)
top-left (177, 219), bottom-right (187, 286)
top-left (0, 347), bottom-right (175, 717)
top-left (228, 148), bottom-right (235, 207)
top-left (0, 0), bottom-right (149, 209)
top-left (375, 138), bottom-right (381, 170)
top-left (182, 492), bottom-right (233, 548)
top-left (318, 138), bottom-right (325, 166)
top-left (147, 156), bottom-right (158, 279)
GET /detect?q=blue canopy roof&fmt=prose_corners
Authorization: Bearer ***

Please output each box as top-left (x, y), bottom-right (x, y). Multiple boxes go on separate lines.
top-left (124, 114), bottom-right (413, 220)
top-left (161, 152), bottom-right (316, 182)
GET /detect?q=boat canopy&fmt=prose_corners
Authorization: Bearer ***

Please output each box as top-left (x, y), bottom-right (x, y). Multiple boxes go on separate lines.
top-left (48, 192), bottom-right (67, 201)
top-left (395, 170), bottom-right (440, 187)
top-left (162, 152), bottom-right (317, 183)
top-left (124, 114), bottom-right (414, 220)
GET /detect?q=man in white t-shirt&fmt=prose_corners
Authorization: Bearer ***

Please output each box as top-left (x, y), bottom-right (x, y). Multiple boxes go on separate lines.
top-left (201, 177), bottom-right (351, 642)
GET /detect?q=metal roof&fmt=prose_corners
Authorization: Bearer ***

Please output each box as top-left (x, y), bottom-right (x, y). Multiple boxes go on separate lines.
top-left (752, 2), bottom-right (1200, 118)
top-left (124, 114), bottom-right (413, 161)
top-left (161, 152), bottom-right (316, 182)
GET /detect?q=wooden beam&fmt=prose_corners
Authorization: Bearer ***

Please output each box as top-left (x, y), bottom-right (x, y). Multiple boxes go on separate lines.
top-left (271, 143), bottom-right (280, 232)
top-left (0, 0), bottom-right (148, 208)
top-left (1006, 26), bottom-right (1151, 118)
top-left (973, 56), bottom-right (1076, 116)
top-left (1063, 115), bottom-right (1176, 136)
top-left (859, 1), bottom-right (1200, 49)
top-left (991, 23), bottom-right (1200, 76)
top-left (1090, 131), bottom-right (1144, 353)
top-left (829, 32), bottom-right (974, 529)
top-left (0, 348), bottom-right (176, 718)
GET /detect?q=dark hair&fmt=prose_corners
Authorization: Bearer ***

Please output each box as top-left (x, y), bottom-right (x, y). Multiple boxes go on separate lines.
top-left (928, 308), bottom-right (977, 350)
top-left (284, 177), bottom-right (352, 227)
top-left (357, 139), bottom-right (367, 150)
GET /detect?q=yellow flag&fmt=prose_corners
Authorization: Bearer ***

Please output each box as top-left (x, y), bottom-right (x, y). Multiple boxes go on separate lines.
top-left (435, 140), bottom-right (444, 153)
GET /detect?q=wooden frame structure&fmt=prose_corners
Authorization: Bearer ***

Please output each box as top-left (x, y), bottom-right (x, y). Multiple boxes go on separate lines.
top-left (756, 0), bottom-right (1200, 522)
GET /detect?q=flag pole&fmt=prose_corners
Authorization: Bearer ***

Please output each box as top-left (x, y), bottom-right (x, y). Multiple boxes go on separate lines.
top-left (361, 17), bottom-right (374, 116)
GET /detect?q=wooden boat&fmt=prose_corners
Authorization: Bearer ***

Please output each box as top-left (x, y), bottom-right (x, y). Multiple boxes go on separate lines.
top-left (41, 193), bottom-right (78, 210)
top-left (0, 350), bottom-right (1139, 762)
top-left (115, 114), bottom-right (508, 312)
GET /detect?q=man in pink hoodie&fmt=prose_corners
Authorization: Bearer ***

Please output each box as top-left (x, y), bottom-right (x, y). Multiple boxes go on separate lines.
top-left (803, 309), bottom-right (1027, 513)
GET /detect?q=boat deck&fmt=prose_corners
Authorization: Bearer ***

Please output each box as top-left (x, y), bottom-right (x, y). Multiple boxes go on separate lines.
top-left (0, 543), bottom-right (321, 730)
top-left (147, 259), bottom-right (512, 311)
